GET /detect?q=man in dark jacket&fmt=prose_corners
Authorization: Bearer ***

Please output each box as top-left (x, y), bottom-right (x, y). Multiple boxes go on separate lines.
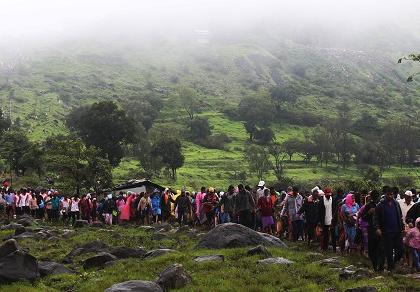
top-left (174, 190), bottom-right (191, 226)
top-left (234, 184), bottom-right (255, 228)
top-left (299, 189), bottom-right (320, 245)
top-left (215, 185), bottom-right (236, 223)
top-left (374, 186), bottom-right (404, 272)
top-left (362, 190), bottom-right (381, 271)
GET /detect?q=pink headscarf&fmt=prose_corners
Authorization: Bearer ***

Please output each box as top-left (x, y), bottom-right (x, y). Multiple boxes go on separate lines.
top-left (345, 193), bottom-right (354, 209)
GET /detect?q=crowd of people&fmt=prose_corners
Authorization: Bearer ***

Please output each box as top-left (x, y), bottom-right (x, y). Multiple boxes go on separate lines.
top-left (0, 180), bottom-right (419, 273)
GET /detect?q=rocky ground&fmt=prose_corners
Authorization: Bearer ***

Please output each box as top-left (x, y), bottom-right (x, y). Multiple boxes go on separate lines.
top-left (0, 215), bottom-right (419, 292)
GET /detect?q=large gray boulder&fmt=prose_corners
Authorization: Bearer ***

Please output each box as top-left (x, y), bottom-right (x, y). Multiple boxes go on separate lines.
top-left (196, 223), bottom-right (287, 249)
top-left (0, 250), bottom-right (39, 283)
top-left (105, 280), bottom-right (163, 292)
top-left (38, 261), bottom-right (74, 277)
top-left (156, 264), bottom-right (192, 291)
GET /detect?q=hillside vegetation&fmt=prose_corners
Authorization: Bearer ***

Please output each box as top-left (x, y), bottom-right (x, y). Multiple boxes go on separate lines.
top-left (0, 35), bottom-right (419, 190)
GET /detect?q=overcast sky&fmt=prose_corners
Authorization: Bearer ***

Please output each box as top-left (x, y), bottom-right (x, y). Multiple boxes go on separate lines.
top-left (0, 0), bottom-right (419, 45)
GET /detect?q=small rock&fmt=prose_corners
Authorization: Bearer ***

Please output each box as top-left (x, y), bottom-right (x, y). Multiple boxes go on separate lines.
top-left (307, 252), bottom-right (323, 257)
top-left (339, 266), bottom-right (372, 280)
top-left (90, 222), bottom-right (104, 228)
top-left (258, 257), bottom-right (294, 265)
top-left (17, 217), bottom-right (33, 227)
top-left (14, 226), bottom-right (27, 236)
top-left (152, 233), bottom-right (167, 241)
top-left (74, 220), bottom-right (89, 228)
top-left (194, 255), bottom-right (224, 262)
top-left (152, 222), bottom-right (172, 232)
top-left (247, 245), bottom-right (272, 258)
top-left (112, 232), bottom-right (122, 239)
top-left (0, 223), bottom-right (24, 231)
top-left (105, 280), bottom-right (163, 292)
top-left (175, 225), bottom-right (190, 233)
top-left (38, 261), bottom-right (74, 277)
top-left (62, 230), bottom-right (75, 239)
top-left (0, 239), bottom-right (19, 258)
top-left (47, 236), bottom-right (60, 242)
top-left (156, 263), bottom-right (192, 290)
top-left (110, 247), bottom-right (147, 259)
top-left (345, 287), bottom-right (377, 292)
top-left (83, 252), bottom-right (118, 269)
top-left (144, 249), bottom-right (175, 259)
top-left (13, 232), bottom-right (35, 239)
top-left (139, 226), bottom-right (155, 232)
top-left (317, 257), bottom-right (341, 267)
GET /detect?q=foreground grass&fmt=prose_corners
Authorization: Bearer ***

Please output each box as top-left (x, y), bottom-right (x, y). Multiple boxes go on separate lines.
top-left (1, 224), bottom-right (418, 292)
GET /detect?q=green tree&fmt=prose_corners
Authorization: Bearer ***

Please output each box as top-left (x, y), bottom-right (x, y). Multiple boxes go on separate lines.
top-left (151, 138), bottom-right (184, 179)
top-left (189, 117), bottom-right (211, 141)
top-left (283, 138), bottom-right (301, 162)
top-left (239, 94), bottom-right (273, 141)
top-left (244, 144), bottom-right (272, 180)
top-left (44, 136), bottom-right (112, 194)
top-left (67, 101), bottom-right (140, 166)
top-left (269, 86), bottom-right (297, 113)
top-left (0, 110), bottom-right (11, 134)
top-left (178, 86), bottom-right (201, 120)
top-left (398, 53), bottom-right (420, 82)
top-left (0, 129), bottom-right (32, 176)
top-left (268, 142), bottom-right (287, 181)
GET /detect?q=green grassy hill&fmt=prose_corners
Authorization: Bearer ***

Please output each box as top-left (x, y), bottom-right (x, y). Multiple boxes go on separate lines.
top-left (1, 36), bottom-right (419, 189)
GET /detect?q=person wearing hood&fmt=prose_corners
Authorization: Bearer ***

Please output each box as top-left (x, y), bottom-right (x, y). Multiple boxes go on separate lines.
top-left (150, 189), bottom-right (162, 223)
top-left (202, 187), bottom-right (219, 229)
top-left (341, 193), bottom-right (360, 253)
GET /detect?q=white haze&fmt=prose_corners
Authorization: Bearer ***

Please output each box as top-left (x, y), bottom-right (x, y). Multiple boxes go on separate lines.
top-left (0, 0), bottom-right (419, 51)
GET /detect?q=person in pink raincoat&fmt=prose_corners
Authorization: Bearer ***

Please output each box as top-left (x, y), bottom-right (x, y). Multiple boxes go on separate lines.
top-left (120, 193), bottom-right (135, 222)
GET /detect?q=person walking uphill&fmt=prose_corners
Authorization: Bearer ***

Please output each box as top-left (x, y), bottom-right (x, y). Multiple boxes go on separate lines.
top-left (298, 189), bottom-right (321, 244)
top-left (341, 193), bottom-right (360, 253)
top-left (234, 184), bottom-right (255, 229)
top-left (174, 190), bottom-right (192, 226)
top-left (281, 186), bottom-right (304, 241)
top-left (318, 187), bottom-right (334, 251)
top-left (374, 186), bottom-right (404, 272)
top-left (214, 185), bottom-right (236, 224)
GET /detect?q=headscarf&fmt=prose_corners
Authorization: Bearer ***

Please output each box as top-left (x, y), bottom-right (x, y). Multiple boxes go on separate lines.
top-left (345, 193), bottom-right (354, 209)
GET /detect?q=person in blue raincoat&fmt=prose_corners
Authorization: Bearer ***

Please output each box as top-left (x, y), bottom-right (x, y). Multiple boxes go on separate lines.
top-left (150, 189), bottom-right (162, 223)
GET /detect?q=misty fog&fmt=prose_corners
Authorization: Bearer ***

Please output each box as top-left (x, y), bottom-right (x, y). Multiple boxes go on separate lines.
top-left (1, 0), bottom-right (420, 53)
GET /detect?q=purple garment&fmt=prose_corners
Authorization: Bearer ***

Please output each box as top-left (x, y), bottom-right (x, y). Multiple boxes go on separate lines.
top-left (261, 216), bottom-right (274, 228)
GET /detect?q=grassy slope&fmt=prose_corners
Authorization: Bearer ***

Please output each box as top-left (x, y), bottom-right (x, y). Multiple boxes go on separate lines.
top-left (1, 224), bottom-right (419, 292)
top-left (1, 39), bottom-right (419, 189)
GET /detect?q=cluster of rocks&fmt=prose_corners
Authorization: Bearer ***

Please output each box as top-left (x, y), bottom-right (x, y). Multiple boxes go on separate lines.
top-left (106, 263), bottom-right (191, 292)
top-left (0, 239), bottom-right (73, 284)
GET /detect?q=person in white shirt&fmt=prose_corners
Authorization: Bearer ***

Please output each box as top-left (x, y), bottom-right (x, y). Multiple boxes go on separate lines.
top-left (319, 187), bottom-right (333, 251)
top-left (256, 181), bottom-right (267, 198)
top-left (398, 190), bottom-right (415, 223)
